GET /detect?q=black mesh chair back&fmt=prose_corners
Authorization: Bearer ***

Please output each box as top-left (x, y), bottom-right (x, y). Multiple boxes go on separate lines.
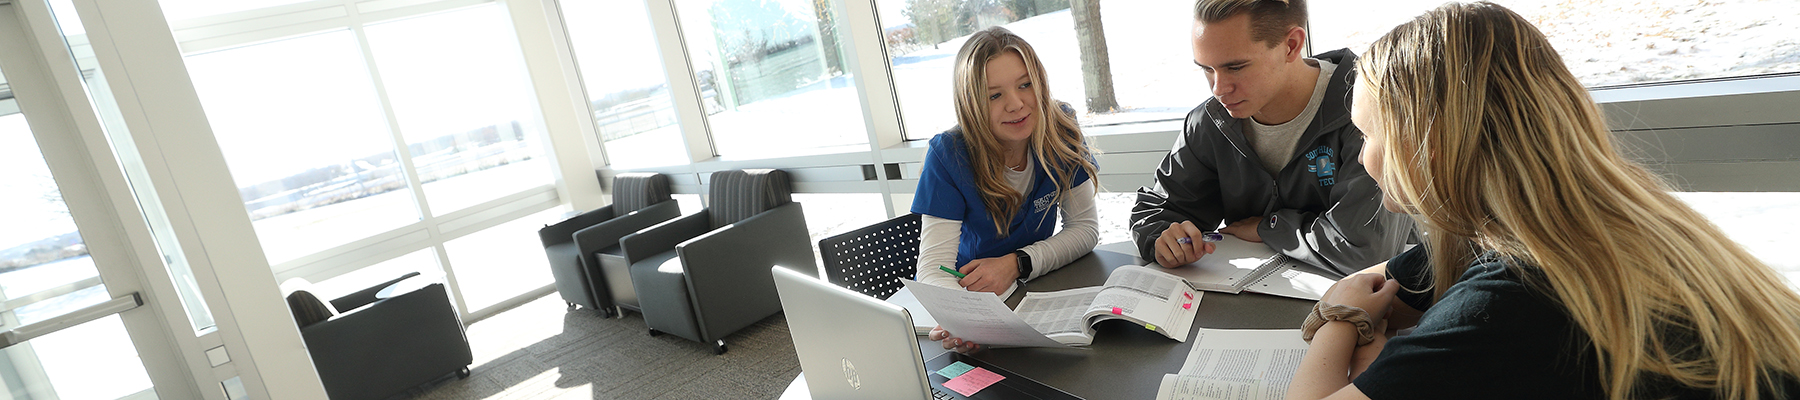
top-left (818, 213), bottom-right (922, 300)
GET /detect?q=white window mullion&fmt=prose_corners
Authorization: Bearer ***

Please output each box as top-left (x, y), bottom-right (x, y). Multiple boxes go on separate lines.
top-left (340, 0), bottom-right (476, 319)
top-left (643, 0), bottom-right (716, 164)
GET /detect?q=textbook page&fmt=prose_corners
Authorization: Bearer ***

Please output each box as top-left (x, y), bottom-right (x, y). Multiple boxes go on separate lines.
top-left (883, 286), bottom-right (938, 335)
top-left (900, 280), bottom-right (1068, 348)
top-left (1157, 328), bottom-right (1310, 400)
top-left (1014, 287), bottom-right (1103, 345)
top-left (1091, 265), bottom-right (1200, 342)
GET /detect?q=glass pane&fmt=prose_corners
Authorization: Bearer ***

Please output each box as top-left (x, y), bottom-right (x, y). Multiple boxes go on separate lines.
top-left (364, 6), bottom-right (553, 216)
top-left (1095, 191), bottom-right (1134, 246)
top-left (184, 31), bottom-right (422, 265)
top-left (1675, 192), bottom-right (1800, 288)
top-left (793, 193), bottom-right (887, 264)
top-left (876, 0), bottom-right (1199, 140)
top-left (1310, 0), bottom-right (1800, 87)
top-left (310, 249), bottom-right (440, 299)
top-left (48, 0), bottom-right (217, 331)
top-left (159, 0), bottom-right (318, 24)
top-left (3, 315), bottom-right (155, 399)
top-left (563, 0), bottom-right (690, 168)
top-left (674, 0), bottom-right (870, 158)
top-left (0, 112), bottom-right (101, 319)
top-left (444, 208), bottom-right (564, 311)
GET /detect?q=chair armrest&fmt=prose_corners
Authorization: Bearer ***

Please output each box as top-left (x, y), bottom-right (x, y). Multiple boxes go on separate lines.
top-left (619, 210), bottom-right (712, 264)
top-left (677, 202), bottom-right (817, 340)
top-left (572, 200), bottom-right (680, 258)
top-left (329, 272), bottom-right (423, 312)
top-left (537, 206), bottom-right (616, 247)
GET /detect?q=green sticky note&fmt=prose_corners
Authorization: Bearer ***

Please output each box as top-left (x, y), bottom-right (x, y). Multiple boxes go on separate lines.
top-left (937, 361), bottom-right (976, 378)
top-left (1145, 323), bottom-right (1158, 331)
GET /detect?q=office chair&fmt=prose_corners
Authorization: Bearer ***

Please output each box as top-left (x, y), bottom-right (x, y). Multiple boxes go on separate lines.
top-left (818, 213), bottom-right (922, 300)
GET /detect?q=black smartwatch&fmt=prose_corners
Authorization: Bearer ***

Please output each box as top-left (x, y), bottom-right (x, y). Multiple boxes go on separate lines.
top-left (1012, 250), bottom-right (1033, 280)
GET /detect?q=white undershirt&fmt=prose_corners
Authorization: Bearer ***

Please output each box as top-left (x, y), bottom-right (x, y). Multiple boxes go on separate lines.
top-left (915, 156), bottom-right (1100, 292)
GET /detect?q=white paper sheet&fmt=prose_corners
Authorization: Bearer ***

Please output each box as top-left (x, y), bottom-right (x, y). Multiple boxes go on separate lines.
top-left (900, 280), bottom-right (1069, 348)
top-left (883, 286), bottom-right (938, 335)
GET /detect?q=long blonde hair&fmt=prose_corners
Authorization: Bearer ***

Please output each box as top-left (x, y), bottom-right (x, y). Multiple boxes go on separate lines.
top-left (1356, 3), bottom-right (1800, 399)
top-left (951, 27), bottom-right (1096, 236)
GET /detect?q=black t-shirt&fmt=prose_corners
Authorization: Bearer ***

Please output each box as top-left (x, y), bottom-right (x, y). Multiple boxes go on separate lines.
top-left (1347, 247), bottom-right (1800, 399)
top-left (1351, 247), bottom-right (1605, 399)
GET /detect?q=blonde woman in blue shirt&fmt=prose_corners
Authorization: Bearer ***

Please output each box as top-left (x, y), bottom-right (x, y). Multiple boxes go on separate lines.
top-left (914, 27), bottom-right (1099, 353)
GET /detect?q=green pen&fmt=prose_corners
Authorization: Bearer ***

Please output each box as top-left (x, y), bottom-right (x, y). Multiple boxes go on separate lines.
top-left (938, 265), bottom-right (967, 278)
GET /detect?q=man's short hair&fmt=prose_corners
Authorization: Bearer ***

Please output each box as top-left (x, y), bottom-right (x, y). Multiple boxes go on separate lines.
top-left (1193, 0), bottom-right (1308, 46)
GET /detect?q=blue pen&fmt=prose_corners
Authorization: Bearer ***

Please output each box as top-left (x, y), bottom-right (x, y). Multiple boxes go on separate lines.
top-left (1178, 232), bottom-right (1224, 244)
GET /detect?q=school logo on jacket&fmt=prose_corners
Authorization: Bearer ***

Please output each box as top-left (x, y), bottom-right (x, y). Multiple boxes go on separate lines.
top-left (1306, 146), bottom-right (1337, 187)
top-left (1034, 191), bottom-right (1055, 214)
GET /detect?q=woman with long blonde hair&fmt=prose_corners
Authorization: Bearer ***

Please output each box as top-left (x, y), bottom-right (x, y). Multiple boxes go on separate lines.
top-left (1288, 2), bottom-right (1800, 399)
top-left (914, 27), bottom-right (1099, 353)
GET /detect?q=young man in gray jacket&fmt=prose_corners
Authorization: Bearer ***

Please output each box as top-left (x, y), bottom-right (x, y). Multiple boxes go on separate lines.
top-left (1131, 0), bottom-right (1410, 276)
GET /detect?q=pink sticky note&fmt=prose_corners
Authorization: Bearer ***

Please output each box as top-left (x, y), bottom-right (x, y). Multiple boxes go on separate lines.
top-left (1111, 307), bottom-right (1123, 315)
top-left (943, 367), bottom-right (1006, 397)
top-left (1182, 303), bottom-right (1192, 309)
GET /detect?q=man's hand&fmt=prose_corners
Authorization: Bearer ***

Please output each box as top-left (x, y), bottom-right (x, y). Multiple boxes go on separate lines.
top-left (956, 254), bottom-right (1022, 295)
top-left (1153, 221), bottom-right (1216, 268)
top-left (1220, 217), bottom-right (1264, 243)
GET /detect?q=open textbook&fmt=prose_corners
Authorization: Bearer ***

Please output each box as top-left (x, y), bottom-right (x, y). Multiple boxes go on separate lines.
top-left (1013, 265), bottom-right (1202, 345)
top-left (1155, 329), bottom-right (1310, 400)
top-left (1163, 236), bottom-right (1339, 301)
top-left (900, 266), bottom-right (1200, 348)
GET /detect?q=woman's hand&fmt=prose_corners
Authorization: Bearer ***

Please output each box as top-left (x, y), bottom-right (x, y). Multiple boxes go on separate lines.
top-left (1219, 217), bottom-right (1264, 243)
top-left (1154, 221), bottom-right (1216, 268)
top-left (956, 254), bottom-right (1022, 295)
top-left (928, 326), bottom-right (980, 353)
top-left (1321, 273), bottom-right (1401, 323)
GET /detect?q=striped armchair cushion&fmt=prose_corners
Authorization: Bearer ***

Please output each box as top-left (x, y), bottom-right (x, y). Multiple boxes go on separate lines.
top-left (707, 169), bottom-right (792, 228)
top-left (612, 173), bottom-right (672, 215)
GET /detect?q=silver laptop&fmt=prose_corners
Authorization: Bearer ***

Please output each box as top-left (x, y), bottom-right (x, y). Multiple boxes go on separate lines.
top-left (773, 266), bottom-right (1081, 400)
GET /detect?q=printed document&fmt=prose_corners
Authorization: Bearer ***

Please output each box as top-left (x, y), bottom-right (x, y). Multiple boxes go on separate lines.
top-left (1155, 328), bottom-right (1310, 400)
top-left (900, 280), bottom-right (1068, 348)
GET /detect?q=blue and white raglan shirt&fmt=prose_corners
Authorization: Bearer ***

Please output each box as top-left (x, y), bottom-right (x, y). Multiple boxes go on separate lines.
top-left (911, 129), bottom-right (1099, 292)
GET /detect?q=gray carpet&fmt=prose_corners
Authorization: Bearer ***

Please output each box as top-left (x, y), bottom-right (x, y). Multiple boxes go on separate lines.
top-left (407, 293), bottom-right (802, 399)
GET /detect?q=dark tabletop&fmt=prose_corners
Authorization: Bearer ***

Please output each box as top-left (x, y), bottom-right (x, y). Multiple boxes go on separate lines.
top-left (911, 242), bottom-right (1321, 399)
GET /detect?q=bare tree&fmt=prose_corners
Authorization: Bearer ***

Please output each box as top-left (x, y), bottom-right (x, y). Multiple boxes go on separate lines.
top-left (1069, 0), bottom-right (1117, 112)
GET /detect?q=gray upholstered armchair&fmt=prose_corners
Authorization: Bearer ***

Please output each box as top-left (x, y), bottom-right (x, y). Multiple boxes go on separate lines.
top-left (620, 169), bottom-right (817, 354)
top-left (539, 173), bottom-right (678, 317)
top-left (285, 273), bottom-right (472, 400)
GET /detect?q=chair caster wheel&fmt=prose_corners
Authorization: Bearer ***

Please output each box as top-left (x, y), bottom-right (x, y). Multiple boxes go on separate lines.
top-left (598, 308), bottom-right (615, 318)
top-left (456, 366), bottom-right (471, 379)
top-left (648, 329), bottom-right (663, 337)
top-left (712, 340), bottom-right (728, 355)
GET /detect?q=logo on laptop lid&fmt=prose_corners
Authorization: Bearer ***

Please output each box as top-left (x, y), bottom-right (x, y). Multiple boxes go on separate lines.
top-left (842, 358), bottom-right (861, 390)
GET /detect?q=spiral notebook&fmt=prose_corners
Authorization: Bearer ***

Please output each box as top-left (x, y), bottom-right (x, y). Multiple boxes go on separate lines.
top-left (1161, 237), bottom-right (1338, 301)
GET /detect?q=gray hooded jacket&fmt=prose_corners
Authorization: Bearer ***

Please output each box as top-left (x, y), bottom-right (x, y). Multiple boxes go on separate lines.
top-left (1129, 49), bottom-right (1411, 276)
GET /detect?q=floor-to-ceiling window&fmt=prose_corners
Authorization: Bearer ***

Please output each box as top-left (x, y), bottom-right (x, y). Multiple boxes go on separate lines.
top-left (164, 0), bottom-right (567, 320)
